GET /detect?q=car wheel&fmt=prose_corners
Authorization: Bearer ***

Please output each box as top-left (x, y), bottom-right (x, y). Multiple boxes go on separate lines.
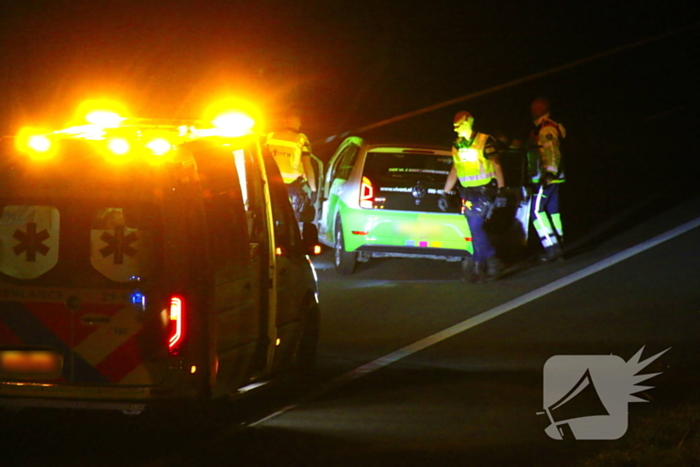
top-left (334, 220), bottom-right (357, 275)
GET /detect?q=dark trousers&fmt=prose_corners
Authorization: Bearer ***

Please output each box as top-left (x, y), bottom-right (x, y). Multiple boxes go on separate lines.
top-left (460, 181), bottom-right (497, 262)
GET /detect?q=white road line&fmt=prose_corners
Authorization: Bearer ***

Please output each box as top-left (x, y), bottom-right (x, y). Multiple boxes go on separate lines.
top-left (250, 216), bottom-right (700, 426)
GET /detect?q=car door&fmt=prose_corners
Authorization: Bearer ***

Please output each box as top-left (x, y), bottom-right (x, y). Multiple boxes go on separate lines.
top-left (231, 143), bottom-right (273, 375)
top-left (319, 141), bottom-right (360, 244)
top-left (308, 154), bottom-right (324, 225)
top-left (260, 149), bottom-right (310, 370)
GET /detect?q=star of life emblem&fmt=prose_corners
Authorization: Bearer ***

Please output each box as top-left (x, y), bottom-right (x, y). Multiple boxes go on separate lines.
top-left (0, 205), bottom-right (60, 279)
top-left (91, 227), bottom-right (153, 282)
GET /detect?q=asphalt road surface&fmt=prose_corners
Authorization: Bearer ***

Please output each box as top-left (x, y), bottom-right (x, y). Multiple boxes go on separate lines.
top-left (2, 192), bottom-right (699, 466)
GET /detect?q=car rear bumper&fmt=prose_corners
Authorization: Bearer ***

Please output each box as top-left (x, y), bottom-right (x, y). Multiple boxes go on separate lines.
top-left (341, 207), bottom-right (473, 255)
top-left (356, 244), bottom-right (469, 260)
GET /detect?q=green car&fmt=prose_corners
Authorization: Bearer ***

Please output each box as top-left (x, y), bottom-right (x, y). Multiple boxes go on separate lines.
top-left (316, 137), bottom-right (473, 274)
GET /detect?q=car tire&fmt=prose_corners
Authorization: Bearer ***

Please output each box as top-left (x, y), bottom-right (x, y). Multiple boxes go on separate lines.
top-left (334, 220), bottom-right (357, 275)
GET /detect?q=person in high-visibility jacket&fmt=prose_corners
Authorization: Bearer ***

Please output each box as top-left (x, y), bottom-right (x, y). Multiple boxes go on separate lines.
top-left (265, 110), bottom-right (317, 220)
top-left (439, 111), bottom-right (506, 283)
top-left (527, 97), bottom-right (567, 262)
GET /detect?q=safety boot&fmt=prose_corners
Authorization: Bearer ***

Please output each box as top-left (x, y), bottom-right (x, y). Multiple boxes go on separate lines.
top-left (539, 244), bottom-right (563, 263)
top-left (461, 258), bottom-right (484, 283)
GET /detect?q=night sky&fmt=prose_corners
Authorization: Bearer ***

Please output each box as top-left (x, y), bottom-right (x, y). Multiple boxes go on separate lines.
top-left (1, 1), bottom-right (697, 134)
top-left (2, 1), bottom-right (699, 232)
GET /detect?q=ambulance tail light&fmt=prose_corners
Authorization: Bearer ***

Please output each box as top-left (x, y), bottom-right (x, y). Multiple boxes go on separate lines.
top-left (360, 176), bottom-right (374, 209)
top-left (167, 296), bottom-right (185, 355)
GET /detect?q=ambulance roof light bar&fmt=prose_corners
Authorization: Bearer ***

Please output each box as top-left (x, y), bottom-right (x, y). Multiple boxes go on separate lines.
top-left (54, 116), bottom-right (256, 141)
top-left (14, 100), bottom-right (259, 160)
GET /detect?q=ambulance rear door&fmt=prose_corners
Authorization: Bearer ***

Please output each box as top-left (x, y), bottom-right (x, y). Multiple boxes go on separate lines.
top-left (0, 157), bottom-right (172, 388)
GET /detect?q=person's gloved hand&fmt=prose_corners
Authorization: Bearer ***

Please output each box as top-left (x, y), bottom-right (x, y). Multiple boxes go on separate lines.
top-left (438, 192), bottom-right (450, 212)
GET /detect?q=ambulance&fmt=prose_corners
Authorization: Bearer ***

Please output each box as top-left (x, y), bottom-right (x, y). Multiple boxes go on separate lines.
top-left (0, 103), bottom-right (320, 414)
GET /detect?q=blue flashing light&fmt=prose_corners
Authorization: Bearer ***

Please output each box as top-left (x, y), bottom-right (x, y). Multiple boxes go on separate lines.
top-left (131, 290), bottom-right (146, 311)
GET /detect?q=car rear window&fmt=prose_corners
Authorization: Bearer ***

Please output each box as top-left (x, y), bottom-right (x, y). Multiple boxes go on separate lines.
top-left (361, 151), bottom-right (460, 213)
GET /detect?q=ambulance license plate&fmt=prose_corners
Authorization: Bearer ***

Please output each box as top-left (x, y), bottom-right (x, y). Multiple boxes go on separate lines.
top-left (0, 350), bottom-right (63, 378)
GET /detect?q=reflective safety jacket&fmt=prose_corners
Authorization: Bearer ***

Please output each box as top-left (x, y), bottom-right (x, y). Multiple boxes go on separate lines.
top-left (451, 132), bottom-right (498, 187)
top-left (528, 114), bottom-right (566, 184)
top-left (265, 130), bottom-right (312, 184)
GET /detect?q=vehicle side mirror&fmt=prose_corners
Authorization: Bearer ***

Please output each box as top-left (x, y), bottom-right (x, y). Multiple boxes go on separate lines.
top-left (301, 222), bottom-right (322, 255)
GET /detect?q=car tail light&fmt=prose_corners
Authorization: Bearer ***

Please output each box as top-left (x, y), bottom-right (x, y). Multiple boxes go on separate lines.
top-left (360, 176), bottom-right (374, 209)
top-left (168, 296), bottom-right (185, 355)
